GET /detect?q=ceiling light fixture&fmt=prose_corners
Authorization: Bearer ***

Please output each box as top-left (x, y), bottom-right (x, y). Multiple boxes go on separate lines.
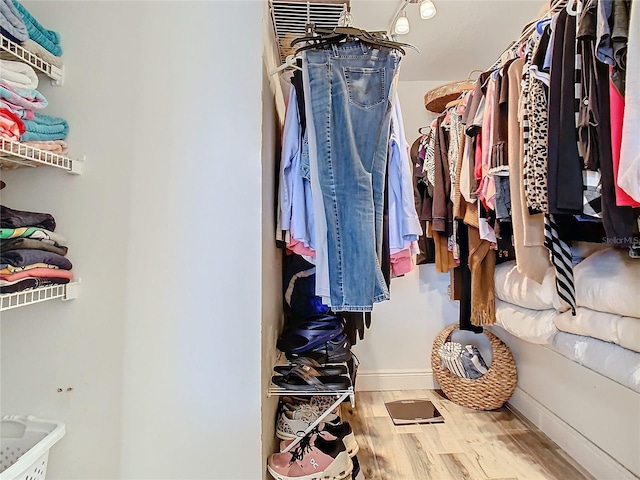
top-left (388, 0), bottom-right (436, 37)
top-left (419, 0), bottom-right (437, 20)
top-left (394, 11), bottom-right (410, 35)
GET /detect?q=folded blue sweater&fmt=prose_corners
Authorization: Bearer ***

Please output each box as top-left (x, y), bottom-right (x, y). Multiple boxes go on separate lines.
top-left (21, 112), bottom-right (68, 141)
top-left (12, 0), bottom-right (61, 57)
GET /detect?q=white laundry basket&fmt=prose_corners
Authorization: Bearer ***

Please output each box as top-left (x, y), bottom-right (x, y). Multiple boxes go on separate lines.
top-left (0, 416), bottom-right (65, 480)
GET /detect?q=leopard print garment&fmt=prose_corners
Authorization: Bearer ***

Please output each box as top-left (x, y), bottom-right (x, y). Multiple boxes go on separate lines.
top-left (523, 77), bottom-right (549, 213)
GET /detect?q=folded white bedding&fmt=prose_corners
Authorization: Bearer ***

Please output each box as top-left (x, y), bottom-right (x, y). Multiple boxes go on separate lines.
top-left (0, 59), bottom-right (38, 90)
top-left (494, 299), bottom-right (558, 344)
top-left (494, 261), bottom-right (564, 311)
top-left (574, 248), bottom-right (640, 318)
top-left (553, 307), bottom-right (640, 353)
top-left (552, 332), bottom-right (640, 393)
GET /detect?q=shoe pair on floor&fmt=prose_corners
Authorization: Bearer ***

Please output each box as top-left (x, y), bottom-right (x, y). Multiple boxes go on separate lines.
top-left (268, 421), bottom-right (360, 480)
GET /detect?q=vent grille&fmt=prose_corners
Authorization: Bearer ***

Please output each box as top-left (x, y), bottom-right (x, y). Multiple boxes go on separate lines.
top-left (270, 0), bottom-right (350, 63)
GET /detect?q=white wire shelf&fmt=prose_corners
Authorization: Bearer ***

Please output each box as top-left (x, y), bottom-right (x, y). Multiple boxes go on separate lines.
top-left (0, 35), bottom-right (64, 84)
top-left (268, 384), bottom-right (355, 402)
top-left (0, 138), bottom-right (82, 174)
top-left (0, 281), bottom-right (79, 312)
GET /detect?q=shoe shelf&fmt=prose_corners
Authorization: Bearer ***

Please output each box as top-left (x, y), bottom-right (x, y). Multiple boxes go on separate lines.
top-left (0, 281), bottom-right (80, 312)
top-left (268, 352), bottom-right (356, 406)
top-left (0, 138), bottom-right (82, 174)
top-left (0, 35), bottom-right (64, 84)
top-left (268, 353), bottom-right (356, 453)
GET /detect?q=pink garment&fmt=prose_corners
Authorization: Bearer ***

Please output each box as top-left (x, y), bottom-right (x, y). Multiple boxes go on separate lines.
top-left (0, 268), bottom-right (73, 282)
top-left (0, 100), bottom-right (34, 120)
top-left (390, 249), bottom-right (414, 277)
top-left (0, 81), bottom-right (47, 111)
top-left (474, 134), bottom-right (483, 181)
top-left (478, 75), bottom-right (497, 210)
top-left (610, 74), bottom-right (640, 207)
top-left (0, 107), bottom-right (25, 140)
top-left (287, 239), bottom-right (315, 258)
top-left (24, 140), bottom-right (68, 154)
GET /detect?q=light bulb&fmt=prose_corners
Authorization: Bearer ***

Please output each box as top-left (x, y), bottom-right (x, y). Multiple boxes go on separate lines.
top-left (394, 12), bottom-right (410, 35)
top-left (420, 0), bottom-right (437, 19)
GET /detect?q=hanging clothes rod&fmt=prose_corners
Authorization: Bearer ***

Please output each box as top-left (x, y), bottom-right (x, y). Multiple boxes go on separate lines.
top-left (488, 0), bottom-right (569, 70)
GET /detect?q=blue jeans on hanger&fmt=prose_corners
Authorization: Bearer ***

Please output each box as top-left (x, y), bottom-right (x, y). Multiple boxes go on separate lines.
top-left (303, 41), bottom-right (400, 312)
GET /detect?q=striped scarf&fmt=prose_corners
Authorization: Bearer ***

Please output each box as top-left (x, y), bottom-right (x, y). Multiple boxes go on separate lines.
top-left (544, 214), bottom-right (577, 315)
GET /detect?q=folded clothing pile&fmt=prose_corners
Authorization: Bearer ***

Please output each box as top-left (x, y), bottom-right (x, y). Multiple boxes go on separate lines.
top-left (0, 2), bottom-right (69, 146)
top-left (21, 112), bottom-right (68, 141)
top-left (0, 107), bottom-right (24, 140)
top-left (0, 59), bottom-right (37, 90)
top-left (0, 204), bottom-right (73, 293)
top-left (0, 0), bottom-right (63, 67)
top-left (439, 341), bottom-right (489, 380)
top-left (0, 0), bottom-right (27, 44)
top-left (11, 0), bottom-right (61, 57)
top-left (0, 79), bottom-right (69, 143)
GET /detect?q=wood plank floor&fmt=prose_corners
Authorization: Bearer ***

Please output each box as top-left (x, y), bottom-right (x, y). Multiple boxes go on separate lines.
top-left (341, 390), bottom-right (595, 480)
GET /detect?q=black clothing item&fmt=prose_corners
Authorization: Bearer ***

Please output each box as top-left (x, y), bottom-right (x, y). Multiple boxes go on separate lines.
top-left (456, 220), bottom-right (483, 334)
top-left (342, 312), bottom-right (371, 346)
top-left (382, 157), bottom-right (391, 289)
top-left (495, 221), bottom-right (516, 265)
top-left (554, 215), bottom-right (606, 244)
top-left (0, 277), bottom-right (70, 294)
top-left (594, 48), bottom-right (637, 247)
top-left (547, 10), bottom-right (584, 215)
top-left (411, 136), bottom-right (436, 265)
top-left (291, 64), bottom-right (307, 136)
top-left (1, 205), bottom-right (56, 231)
top-left (577, 0), bottom-right (602, 172)
top-left (1, 249), bottom-right (72, 270)
top-left (611, 0), bottom-right (631, 96)
top-left (0, 237), bottom-right (68, 256)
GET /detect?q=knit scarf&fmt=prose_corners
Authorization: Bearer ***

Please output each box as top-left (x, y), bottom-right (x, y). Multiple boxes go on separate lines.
top-left (464, 201), bottom-right (496, 326)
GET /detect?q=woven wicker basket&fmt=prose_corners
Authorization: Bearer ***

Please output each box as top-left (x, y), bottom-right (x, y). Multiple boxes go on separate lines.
top-left (431, 324), bottom-right (517, 411)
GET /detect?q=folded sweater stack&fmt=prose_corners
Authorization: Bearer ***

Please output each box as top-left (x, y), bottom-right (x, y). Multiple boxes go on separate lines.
top-left (0, 1), bottom-right (69, 145)
top-left (0, 204), bottom-right (73, 293)
top-left (11, 0), bottom-right (61, 56)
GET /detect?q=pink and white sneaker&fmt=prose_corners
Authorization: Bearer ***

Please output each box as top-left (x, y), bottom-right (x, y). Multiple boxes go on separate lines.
top-left (268, 434), bottom-right (353, 480)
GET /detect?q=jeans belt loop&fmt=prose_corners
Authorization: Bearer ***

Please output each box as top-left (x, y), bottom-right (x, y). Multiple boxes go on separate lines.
top-left (360, 41), bottom-right (368, 55)
top-left (331, 43), bottom-right (339, 56)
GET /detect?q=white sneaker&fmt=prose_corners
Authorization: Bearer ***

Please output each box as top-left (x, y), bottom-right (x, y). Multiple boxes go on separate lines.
top-left (276, 403), bottom-right (340, 440)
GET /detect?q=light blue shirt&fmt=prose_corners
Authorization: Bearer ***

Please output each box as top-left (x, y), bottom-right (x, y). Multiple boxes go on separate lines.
top-left (388, 94), bottom-right (423, 253)
top-left (279, 86), bottom-right (315, 249)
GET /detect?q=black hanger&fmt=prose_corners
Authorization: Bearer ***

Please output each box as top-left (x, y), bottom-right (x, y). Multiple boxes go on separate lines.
top-left (291, 25), bottom-right (415, 55)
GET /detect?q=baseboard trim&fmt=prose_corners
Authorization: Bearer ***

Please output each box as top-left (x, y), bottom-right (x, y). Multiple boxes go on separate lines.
top-left (356, 369), bottom-right (436, 391)
top-left (507, 387), bottom-right (638, 480)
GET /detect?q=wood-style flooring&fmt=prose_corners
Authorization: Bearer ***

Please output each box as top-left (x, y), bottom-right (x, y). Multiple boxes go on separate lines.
top-left (341, 390), bottom-right (595, 480)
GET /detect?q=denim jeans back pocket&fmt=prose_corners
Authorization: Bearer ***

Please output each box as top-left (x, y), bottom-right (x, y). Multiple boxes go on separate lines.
top-left (343, 67), bottom-right (385, 109)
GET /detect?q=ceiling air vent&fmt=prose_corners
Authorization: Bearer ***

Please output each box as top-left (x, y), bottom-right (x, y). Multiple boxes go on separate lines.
top-left (270, 0), bottom-right (350, 63)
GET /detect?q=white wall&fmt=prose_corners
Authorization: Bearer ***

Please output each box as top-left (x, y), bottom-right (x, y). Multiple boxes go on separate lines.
top-left (1, 2), bottom-right (267, 479)
top-left (354, 80), bottom-right (462, 390)
top-left (117, 2), bottom-right (264, 479)
top-left (395, 80), bottom-right (443, 138)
